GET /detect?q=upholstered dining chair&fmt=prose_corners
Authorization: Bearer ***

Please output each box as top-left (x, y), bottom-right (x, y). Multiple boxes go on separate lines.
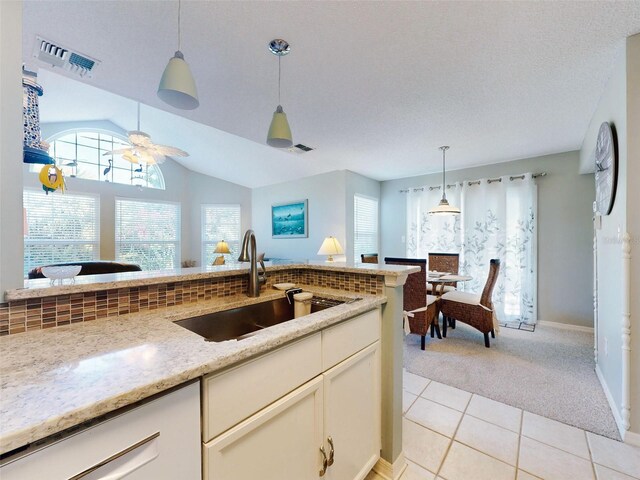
top-left (361, 253), bottom-right (379, 263)
top-left (440, 259), bottom-right (500, 347)
top-left (427, 252), bottom-right (460, 295)
top-left (384, 257), bottom-right (440, 350)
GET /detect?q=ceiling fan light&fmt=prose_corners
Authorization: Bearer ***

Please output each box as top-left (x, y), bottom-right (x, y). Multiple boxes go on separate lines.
top-left (127, 131), bottom-right (151, 144)
top-left (157, 51), bottom-right (199, 110)
top-left (121, 152), bottom-right (139, 164)
top-left (140, 150), bottom-right (159, 165)
top-left (267, 105), bottom-right (293, 148)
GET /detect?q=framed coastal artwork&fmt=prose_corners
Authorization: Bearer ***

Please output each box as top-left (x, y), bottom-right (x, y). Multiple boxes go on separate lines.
top-left (272, 200), bottom-right (308, 238)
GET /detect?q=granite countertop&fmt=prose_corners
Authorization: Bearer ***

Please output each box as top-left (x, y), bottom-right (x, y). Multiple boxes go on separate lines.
top-left (0, 285), bottom-right (386, 456)
top-left (6, 261), bottom-right (415, 301)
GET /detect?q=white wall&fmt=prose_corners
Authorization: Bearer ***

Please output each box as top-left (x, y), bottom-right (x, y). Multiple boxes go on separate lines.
top-left (345, 171), bottom-right (381, 262)
top-left (579, 34), bottom-right (640, 440)
top-left (0, 0), bottom-right (25, 300)
top-left (625, 34), bottom-right (640, 438)
top-left (579, 45), bottom-right (627, 433)
top-left (250, 170), bottom-right (382, 263)
top-left (186, 169), bottom-right (252, 264)
top-left (251, 171), bottom-right (347, 261)
top-left (381, 151), bottom-right (595, 328)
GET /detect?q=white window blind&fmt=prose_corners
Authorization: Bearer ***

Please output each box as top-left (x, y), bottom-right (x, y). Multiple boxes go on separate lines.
top-left (202, 204), bottom-right (241, 265)
top-left (23, 190), bottom-right (99, 277)
top-left (116, 198), bottom-right (180, 271)
top-left (354, 195), bottom-right (379, 261)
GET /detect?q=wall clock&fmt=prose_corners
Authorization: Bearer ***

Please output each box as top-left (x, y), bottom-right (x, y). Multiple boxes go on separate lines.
top-left (594, 122), bottom-right (618, 215)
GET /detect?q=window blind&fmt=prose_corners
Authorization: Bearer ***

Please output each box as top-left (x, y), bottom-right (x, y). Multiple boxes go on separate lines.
top-left (115, 198), bottom-right (180, 271)
top-left (23, 190), bottom-right (99, 277)
top-left (354, 195), bottom-right (379, 261)
top-left (202, 204), bottom-right (241, 265)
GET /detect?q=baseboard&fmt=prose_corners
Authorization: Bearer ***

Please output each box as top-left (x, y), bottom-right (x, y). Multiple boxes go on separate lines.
top-left (623, 429), bottom-right (640, 447)
top-left (538, 320), bottom-right (594, 333)
top-left (373, 453), bottom-right (407, 480)
top-left (595, 365), bottom-right (625, 439)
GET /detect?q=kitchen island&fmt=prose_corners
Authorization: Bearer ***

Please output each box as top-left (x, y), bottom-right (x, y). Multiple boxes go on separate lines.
top-left (0, 262), bottom-right (416, 479)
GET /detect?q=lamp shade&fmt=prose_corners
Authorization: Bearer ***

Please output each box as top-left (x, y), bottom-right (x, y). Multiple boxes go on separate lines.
top-left (317, 236), bottom-right (344, 262)
top-left (213, 240), bottom-right (231, 254)
top-left (428, 198), bottom-right (461, 215)
top-left (157, 51), bottom-right (199, 110)
top-left (267, 105), bottom-right (293, 148)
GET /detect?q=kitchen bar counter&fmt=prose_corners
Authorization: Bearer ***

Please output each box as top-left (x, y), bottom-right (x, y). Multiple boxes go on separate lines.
top-left (0, 286), bottom-right (386, 456)
top-left (6, 261), bottom-right (408, 301)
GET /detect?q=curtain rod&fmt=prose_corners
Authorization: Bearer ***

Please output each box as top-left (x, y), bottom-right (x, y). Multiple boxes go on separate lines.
top-left (398, 172), bottom-right (547, 193)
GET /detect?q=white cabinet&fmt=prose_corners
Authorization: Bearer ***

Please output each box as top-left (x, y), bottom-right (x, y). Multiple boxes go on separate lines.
top-left (203, 309), bottom-right (381, 480)
top-left (204, 376), bottom-right (324, 480)
top-left (323, 342), bottom-right (380, 480)
top-left (0, 382), bottom-right (201, 480)
top-left (202, 333), bottom-right (322, 442)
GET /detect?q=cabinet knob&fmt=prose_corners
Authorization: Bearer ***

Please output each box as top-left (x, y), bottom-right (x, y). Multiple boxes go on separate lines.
top-left (319, 446), bottom-right (328, 477)
top-left (327, 436), bottom-right (335, 466)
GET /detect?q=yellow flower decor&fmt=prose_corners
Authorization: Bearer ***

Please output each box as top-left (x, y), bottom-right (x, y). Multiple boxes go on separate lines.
top-left (38, 164), bottom-right (65, 194)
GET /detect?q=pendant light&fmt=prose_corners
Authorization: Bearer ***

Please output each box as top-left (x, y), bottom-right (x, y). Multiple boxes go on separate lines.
top-left (157, 0), bottom-right (199, 110)
top-left (429, 146), bottom-right (461, 215)
top-left (267, 39), bottom-right (293, 148)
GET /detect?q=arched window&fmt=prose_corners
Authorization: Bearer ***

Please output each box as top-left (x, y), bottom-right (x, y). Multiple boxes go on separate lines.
top-left (36, 130), bottom-right (165, 189)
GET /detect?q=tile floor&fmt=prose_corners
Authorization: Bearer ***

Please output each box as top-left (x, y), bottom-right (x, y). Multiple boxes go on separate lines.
top-left (366, 370), bottom-right (640, 480)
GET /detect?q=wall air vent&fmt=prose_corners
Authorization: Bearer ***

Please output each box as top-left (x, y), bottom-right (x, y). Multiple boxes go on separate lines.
top-left (32, 36), bottom-right (100, 78)
top-left (287, 144), bottom-right (315, 155)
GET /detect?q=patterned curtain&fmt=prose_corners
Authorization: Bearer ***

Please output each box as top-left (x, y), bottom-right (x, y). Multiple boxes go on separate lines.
top-left (406, 174), bottom-right (537, 324)
top-left (406, 183), bottom-right (462, 257)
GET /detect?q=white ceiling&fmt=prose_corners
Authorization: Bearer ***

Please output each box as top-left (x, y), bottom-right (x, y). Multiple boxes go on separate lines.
top-left (23, 0), bottom-right (640, 188)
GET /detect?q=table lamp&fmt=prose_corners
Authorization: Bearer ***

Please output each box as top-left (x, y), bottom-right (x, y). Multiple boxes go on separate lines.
top-left (317, 236), bottom-right (344, 262)
top-left (212, 240), bottom-right (231, 265)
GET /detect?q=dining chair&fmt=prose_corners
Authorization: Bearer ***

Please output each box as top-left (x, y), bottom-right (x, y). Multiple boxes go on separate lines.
top-left (427, 253), bottom-right (459, 294)
top-left (384, 257), bottom-right (440, 350)
top-left (439, 259), bottom-right (500, 348)
top-left (361, 253), bottom-right (379, 264)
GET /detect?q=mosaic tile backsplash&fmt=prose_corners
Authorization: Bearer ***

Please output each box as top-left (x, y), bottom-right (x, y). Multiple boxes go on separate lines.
top-left (0, 270), bottom-right (384, 335)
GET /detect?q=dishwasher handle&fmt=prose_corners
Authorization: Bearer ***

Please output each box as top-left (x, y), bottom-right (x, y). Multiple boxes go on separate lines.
top-left (69, 432), bottom-right (160, 480)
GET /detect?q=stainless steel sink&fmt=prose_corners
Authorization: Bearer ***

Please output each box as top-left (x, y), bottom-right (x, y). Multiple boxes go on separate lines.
top-left (175, 296), bottom-right (348, 342)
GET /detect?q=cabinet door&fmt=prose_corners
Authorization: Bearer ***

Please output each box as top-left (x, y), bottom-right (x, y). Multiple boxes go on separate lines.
top-left (324, 342), bottom-right (381, 480)
top-left (204, 376), bottom-right (324, 480)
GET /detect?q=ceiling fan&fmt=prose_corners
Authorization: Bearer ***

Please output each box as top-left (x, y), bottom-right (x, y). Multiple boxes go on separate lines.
top-left (103, 103), bottom-right (189, 165)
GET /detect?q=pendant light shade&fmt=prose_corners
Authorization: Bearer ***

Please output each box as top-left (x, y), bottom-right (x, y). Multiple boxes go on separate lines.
top-left (157, 0), bottom-right (199, 110)
top-left (429, 198), bottom-right (461, 215)
top-left (267, 105), bottom-right (293, 148)
top-left (429, 145), bottom-right (460, 215)
top-left (266, 39), bottom-right (293, 148)
top-left (158, 51), bottom-right (199, 110)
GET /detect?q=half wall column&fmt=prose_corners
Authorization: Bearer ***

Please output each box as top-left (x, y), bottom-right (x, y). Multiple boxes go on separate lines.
top-left (376, 272), bottom-right (408, 479)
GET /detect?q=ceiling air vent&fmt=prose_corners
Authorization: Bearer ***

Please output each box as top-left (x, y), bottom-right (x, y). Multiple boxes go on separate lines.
top-left (32, 35), bottom-right (100, 78)
top-left (287, 144), bottom-right (315, 155)
top-left (294, 144), bottom-right (313, 152)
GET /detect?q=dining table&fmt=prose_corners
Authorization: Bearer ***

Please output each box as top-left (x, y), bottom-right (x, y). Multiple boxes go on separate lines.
top-left (427, 272), bottom-right (473, 296)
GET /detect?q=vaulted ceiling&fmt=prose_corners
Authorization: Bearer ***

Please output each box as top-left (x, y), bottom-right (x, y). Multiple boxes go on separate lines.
top-left (23, 1), bottom-right (640, 188)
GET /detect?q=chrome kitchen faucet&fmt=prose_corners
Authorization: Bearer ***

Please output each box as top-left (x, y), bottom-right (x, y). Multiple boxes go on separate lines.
top-left (238, 229), bottom-right (267, 297)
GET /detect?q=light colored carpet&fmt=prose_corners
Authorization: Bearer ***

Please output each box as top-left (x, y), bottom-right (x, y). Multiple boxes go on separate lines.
top-left (404, 321), bottom-right (621, 440)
